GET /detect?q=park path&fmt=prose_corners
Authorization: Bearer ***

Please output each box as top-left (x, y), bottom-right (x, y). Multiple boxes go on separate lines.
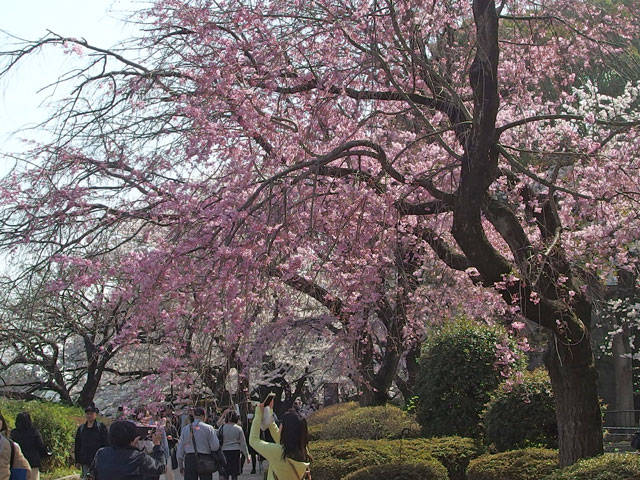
top-left (56, 463), bottom-right (267, 480)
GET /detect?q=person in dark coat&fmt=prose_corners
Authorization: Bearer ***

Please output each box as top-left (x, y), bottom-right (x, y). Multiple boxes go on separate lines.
top-left (74, 405), bottom-right (108, 478)
top-left (90, 420), bottom-right (166, 480)
top-left (10, 412), bottom-right (47, 480)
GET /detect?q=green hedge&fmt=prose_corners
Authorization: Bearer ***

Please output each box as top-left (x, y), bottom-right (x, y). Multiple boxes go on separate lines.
top-left (307, 402), bottom-right (360, 440)
top-left (482, 369), bottom-right (557, 451)
top-left (466, 448), bottom-right (559, 480)
top-left (544, 453), bottom-right (640, 480)
top-left (0, 398), bottom-right (83, 472)
top-left (312, 404), bottom-right (420, 441)
top-left (415, 318), bottom-right (526, 438)
top-left (310, 437), bottom-right (481, 480)
top-left (307, 402), bottom-right (360, 426)
top-left (342, 462), bottom-right (448, 480)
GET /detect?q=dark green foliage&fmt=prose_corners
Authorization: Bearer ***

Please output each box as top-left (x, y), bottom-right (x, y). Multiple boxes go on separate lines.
top-left (466, 448), bottom-right (559, 480)
top-left (482, 369), bottom-right (557, 451)
top-left (411, 436), bottom-right (485, 480)
top-left (342, 462), bottom-right (448, 480)
top-left (544, 453), bottom-right (640, 480)
top-left (311, 404), bottom-right (420, 441)
top-left (309, 436), bottom-right (482, 480)
top-left (0, 398), bottom-right (83, 472)
top-left (415, 318), bottom-right (525, 438)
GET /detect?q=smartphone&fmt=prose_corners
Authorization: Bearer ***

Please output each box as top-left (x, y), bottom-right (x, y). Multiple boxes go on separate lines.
top-left (135, 425), bottom-right (154, 440)
top-left (263, 392), bottom-right (276, 407)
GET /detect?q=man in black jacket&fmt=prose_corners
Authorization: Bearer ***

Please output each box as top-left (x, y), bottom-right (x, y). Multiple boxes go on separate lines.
top-left (75, 405), bottom-right (108, 478)
top-left (90, 420), bottom-right (166, 480)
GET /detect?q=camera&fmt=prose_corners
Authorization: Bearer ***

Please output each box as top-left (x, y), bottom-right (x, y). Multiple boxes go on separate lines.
top-left (135, 425), bottom-right (154, 440)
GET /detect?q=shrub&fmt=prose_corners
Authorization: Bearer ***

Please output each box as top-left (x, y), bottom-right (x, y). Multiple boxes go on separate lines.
top-left (307, 402), bottom-right (359, 426)
top-left (466, 448), bottom-right (559, 480)
top-left (0, 398), bottom-right (83, 472)
top-left (316, 404), bottom-right (421, 440)
top-left (307, 402), bottom-right (359, 440)
top-left (543, 453), bottom-right (640, 480)
top-left (415, 318), bottom-right (526, 438)
top-left (410, 436), bottom-right (484, 480)
top-left (342, 461), bottom-right (449, 480)
top-left (310, 436), bottom-right (482, 480)
top-left (482, 369), bottom-right (557, 451)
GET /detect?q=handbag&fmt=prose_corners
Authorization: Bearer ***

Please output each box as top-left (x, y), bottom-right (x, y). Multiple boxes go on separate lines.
top-left (190, 424), bottom-right (218, 474)
top-left (215, 424), bottom-right (228, 475)
top-left (9, 440), bottom-right (29, 480)
top-left (631, 430), bottom-right (640, 449)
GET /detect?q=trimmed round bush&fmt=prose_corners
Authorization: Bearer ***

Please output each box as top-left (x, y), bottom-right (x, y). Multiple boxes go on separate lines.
top-left (415, 318), bottom-right (526, 438)
top-left (0, 398), bottom-right (83, 472)
top-left (544, 453), bottom-right (640, 480)
top-left (407, 436), bottom-right (484, 480)
top-left (307, 401), bottom-right (359, 426)
top-left (307, 402), bottom-right (359, 440)
top-left (482, 369), bottom-right (557, 451)
top-left (466, 448), bottom-right (559, 480)
top-left (310, 437), bottom-right (482, 480)
top-left (310, 440), bottom-right (392, 480)
top-left (317, 404), bottom-right (420, 440)
top-left (343, 461), bottom-right (448, 480)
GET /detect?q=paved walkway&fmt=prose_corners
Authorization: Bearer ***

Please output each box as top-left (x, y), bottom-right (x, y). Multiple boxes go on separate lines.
top-left (169, 461), bottom-right (268, 480)
top-left (57, 464), bottom-right (267, 480)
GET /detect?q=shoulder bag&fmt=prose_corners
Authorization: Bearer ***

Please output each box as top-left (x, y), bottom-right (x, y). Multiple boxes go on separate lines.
top-left (215, 424), bottom-right (228, 475)
top-left (190, 424), bottom-right (218, 474)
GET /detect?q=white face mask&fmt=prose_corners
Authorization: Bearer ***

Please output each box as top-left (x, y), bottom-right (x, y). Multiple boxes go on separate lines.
top-left (247, 414), bottom-right (254, 420)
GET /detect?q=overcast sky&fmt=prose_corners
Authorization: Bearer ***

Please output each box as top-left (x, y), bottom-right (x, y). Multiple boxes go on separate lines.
top-left (0, 0), bottom-right (141, 171)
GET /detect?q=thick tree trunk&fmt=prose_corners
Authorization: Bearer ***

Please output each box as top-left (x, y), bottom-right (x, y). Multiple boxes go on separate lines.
top-left (545, 332), bottom-right (603, 467)
top-left (357, 332), bottom-right (402, 406)
top-left (358, 384), bottom-right (390, 406)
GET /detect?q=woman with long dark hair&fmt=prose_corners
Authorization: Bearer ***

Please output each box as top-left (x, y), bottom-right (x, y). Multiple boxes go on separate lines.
top-left (249, 401), bottom-right (311, 480)
top-left (10, 412), bottom-right (47, 480)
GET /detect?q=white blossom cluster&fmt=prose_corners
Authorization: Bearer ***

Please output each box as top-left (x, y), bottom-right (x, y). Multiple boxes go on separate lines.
top-left (596, 298), bottom-right (640, 358)
top-left (564, 79), bottom-right (640, 123)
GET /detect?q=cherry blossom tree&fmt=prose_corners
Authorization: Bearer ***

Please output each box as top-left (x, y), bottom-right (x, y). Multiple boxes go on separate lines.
top-left (1, 0), bottom-right (640, 466)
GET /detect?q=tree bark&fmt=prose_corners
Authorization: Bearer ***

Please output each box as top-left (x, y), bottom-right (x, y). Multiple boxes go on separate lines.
top-left (447, 0), bottom-right (605, 466)
top-left (545, 330), bottom-right (603, 466)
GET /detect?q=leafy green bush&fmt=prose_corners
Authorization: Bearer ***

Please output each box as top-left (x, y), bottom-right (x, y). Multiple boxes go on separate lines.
top-left (466, 448), bottom-right (559, 480)
top-left (415, 318), bottom-right (526, 438)
top-left (0, 398), bottom-right (83, 472)
top-left (307, 402), bottom-right (360, 426)
top-left (408, 436), bottom-right (484, 480)
top-left (307, 402), bottom-right (359, 440)
top-left (315, 404), bottom-right (421, 440)
top-left (543, 453), bottom-right (640, 480)
top-left (342, 462), bottom-right (448, 480)
top-left (310, 437), bottom-right (482, 480)
top-left (482, 369), bottom-right (557, 451)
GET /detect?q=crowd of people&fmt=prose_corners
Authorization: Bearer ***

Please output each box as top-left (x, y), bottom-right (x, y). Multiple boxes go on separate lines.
top-left (0, 395), bottom-right (313, 480)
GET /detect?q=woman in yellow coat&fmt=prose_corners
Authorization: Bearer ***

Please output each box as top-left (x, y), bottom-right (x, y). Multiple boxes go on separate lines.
top-left (249, 402), bottom-right (310, 480)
